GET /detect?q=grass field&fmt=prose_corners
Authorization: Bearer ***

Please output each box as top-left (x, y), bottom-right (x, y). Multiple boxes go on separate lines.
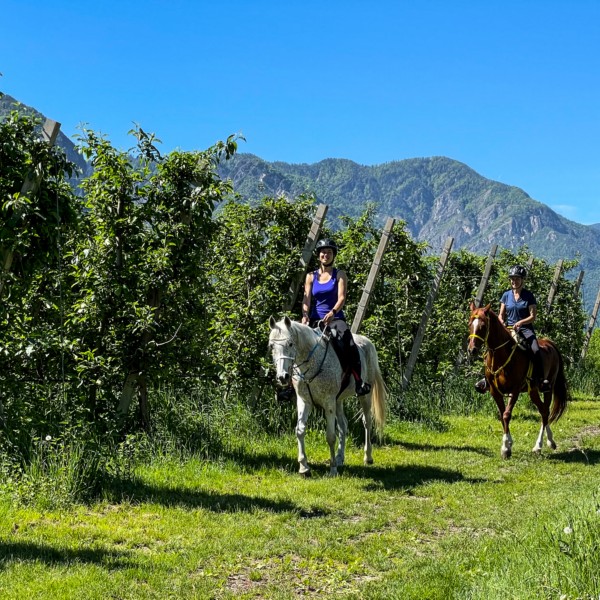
top-left (1, 393), bottom-right (600, 599)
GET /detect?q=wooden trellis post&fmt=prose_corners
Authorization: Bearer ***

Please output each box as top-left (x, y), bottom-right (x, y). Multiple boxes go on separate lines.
top-left (473, 244), bottom-right (497, 308)
top-left (0, 119), bottom-right (61, 300)
top-left (282, 204), bottom-right (328, 312)
top-left (351, 217), bottom-right (395, 334)
top-left (402, 236), bottom-right (454, 390)
top-left (581, 286), bottom-right (600, 362)
top-left (546, 259), bottom-right (564, 310)
top-left (573, 270), bottom-right (584, 300)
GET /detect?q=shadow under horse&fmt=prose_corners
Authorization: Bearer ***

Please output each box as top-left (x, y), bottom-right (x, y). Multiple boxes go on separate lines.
top-left (467, 302), bottom-right (570, 459)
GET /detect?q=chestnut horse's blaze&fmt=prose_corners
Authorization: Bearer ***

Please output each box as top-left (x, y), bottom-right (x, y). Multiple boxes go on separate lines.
top-left (467, 301), bottom-right (570, 459)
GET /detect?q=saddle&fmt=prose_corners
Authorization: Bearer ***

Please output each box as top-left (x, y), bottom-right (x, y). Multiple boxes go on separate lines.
top-left (318, 322), bottom-right (354, 396)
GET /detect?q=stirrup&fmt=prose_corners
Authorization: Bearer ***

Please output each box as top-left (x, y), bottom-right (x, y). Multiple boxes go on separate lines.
top-left (355, 381), bottom-right (371, 396)
top-left (474, 378), bottom-right (488, 394)
top-left (539, 379), bottom-right (551, 393)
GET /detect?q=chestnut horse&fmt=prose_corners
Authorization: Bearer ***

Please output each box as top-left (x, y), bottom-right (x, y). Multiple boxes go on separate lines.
top-left (467, 301), bottom-right (569, 459)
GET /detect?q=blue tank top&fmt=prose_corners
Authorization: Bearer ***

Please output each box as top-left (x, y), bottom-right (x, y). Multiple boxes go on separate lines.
top-left (500, 288), bottom-right (537, 331)
top-left (310, 268), bottom-right (346, 321)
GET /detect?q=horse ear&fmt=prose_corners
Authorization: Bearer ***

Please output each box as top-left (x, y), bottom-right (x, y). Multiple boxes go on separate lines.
top-left (284, 316), bottom-right (292, 328)
top-left (469, 301), bottom-right (476, 311)
top-left (269, 316), bottom-right (276, 329)
top-left (483, 303), bottom-right (492, 312)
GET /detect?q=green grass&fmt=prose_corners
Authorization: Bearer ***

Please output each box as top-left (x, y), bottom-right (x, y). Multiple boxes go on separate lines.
top-left (1, 394), bottom-right (600, 599)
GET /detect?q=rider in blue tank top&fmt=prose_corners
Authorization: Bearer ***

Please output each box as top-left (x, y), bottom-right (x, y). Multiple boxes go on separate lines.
top-left (300, 238), bottom-right (371, 397)
top-left (310, 267), bottom-right (346, 322)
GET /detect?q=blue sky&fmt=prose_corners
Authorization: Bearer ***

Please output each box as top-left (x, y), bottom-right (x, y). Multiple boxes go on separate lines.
top-left (2, 0), bottom-right (600, 225)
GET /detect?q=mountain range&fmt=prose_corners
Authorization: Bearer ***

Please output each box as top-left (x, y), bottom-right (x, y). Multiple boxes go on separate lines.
top-left (2, 91), bottom-right (599, 310)
top-left (217, 153), bottom-right (600, 310)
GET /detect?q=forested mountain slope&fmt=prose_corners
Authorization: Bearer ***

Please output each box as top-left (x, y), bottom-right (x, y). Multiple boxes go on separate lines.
top-left (218, 153), bottom-right (600, 308)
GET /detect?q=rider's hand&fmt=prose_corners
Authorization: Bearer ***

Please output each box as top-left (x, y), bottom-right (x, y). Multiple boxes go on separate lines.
top-left (301, 315), bottom-right (309, 325)
top-left (323, 310), bottom-right (334, 324)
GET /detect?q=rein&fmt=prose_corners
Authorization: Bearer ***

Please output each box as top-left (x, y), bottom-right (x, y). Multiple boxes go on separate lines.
top-left (272, 329), bottom-right (331, 385)
top-left (469, 318), bottom-right (521, 386)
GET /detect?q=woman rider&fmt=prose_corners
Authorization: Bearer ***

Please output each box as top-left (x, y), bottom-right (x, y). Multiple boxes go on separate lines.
top-left (475, 265), bottom-right (550, 393)
top-left (301, 238), bottom-right (371, 396)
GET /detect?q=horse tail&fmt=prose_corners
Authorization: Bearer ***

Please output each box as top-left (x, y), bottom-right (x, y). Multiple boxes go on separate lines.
top-left (549, 342), bottom-right (570, 423)
top-left (364, 342), bottom-right (387, 436)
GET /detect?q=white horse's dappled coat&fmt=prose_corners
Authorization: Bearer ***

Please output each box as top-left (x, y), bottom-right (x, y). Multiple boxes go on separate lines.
top-left (269, 316), bottom-right (386, 476)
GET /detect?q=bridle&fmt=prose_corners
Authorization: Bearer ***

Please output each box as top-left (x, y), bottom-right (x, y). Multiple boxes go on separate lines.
top-left (270, 331), bottom-right (330, 384)
top-left (468, 313), bottom-right (519, 380)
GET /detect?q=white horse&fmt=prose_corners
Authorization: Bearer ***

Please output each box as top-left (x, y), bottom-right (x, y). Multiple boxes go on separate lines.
top-left (268, 316), bottom-right (387, 476)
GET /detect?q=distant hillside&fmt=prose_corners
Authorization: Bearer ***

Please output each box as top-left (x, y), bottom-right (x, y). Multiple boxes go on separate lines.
top-left (0, 93), bottom-right (92, 185)
top-left (218, 154), bottom-right (600, 310)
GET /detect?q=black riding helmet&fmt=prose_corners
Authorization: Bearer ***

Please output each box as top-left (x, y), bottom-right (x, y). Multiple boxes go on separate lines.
top-left (314, 238), bottom-right (339, 256)
top-left (508, 265), bottom-right (527, 279)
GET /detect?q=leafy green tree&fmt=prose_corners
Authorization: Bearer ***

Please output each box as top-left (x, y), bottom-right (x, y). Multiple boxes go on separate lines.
top-left (204, 194), bottom-right (315, 396)
top-left (69, 128), bottom-right (239, 428)
top-left (0, 110), bottom-right (79, 450)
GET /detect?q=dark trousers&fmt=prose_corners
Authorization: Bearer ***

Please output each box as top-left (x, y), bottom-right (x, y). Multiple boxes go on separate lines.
top-left (519, 328), bottom-right (544, 381)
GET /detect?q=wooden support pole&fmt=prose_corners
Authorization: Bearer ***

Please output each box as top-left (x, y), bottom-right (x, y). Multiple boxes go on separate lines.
top-left (282, 203), bottom-right (328, 312)
top-left (402, 236), bottom-right (454, 390)
top-left (581, 286), bottom-right (600, 362)
top-left (573, 270), bottom-right (584, 300)
top-left (351, 217), bottom-right (395, 334)
top-left (1, 119), bottom-right (61, 299)
top-left (546, 259), bottom-right (564, 310)
top-left (473, 244), bottom-right (497, 308)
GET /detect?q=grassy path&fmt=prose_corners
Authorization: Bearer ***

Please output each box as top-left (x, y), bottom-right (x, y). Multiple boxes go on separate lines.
top-left (1, 396), bottom-right (600, 599)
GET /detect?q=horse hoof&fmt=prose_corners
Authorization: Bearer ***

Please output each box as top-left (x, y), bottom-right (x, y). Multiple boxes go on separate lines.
top-left (532, 447), bottom-right (542, 454)
top-left (300, 470), bottom-right (312, 478)
top-left (501, 450), bottom-right (512, 459)
top-left (548, 440), bottom-right (557, 450)
top-left (364, 458), bottom-right (374, 465)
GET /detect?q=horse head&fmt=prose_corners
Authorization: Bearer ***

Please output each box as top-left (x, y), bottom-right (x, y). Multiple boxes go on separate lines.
top-left (268, 316), bottom-right (296, 387)
top-left (467, 301), bottom-right (492, 356)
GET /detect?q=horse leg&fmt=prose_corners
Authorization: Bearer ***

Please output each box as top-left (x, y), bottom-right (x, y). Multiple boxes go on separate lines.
top-left (529, 388), bottom-right (548, 453)
top-left (335, 399), bottom-right (348, 468)
top-left (325, 404), bottom-right (338, 476)
top-left (500, 390), bottom-right (520, 459)
top-left (296, 395), bottom-right (312, 476)
top-left (359, 393), bottom-right (373, 465)
top-left (542, 389), bottom-right (557, 450)
top-left (491, 387), bottom-right (512, 459)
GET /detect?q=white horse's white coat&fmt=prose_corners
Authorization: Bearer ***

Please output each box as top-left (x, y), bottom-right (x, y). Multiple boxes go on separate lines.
top-left (269, 316), bottom-right (386, 476)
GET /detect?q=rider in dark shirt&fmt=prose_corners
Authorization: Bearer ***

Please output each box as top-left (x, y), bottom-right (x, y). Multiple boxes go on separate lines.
top-left (475, 265), bottom-right (550, 393)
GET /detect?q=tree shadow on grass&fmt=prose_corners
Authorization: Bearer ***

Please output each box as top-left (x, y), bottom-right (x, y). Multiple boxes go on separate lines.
top-left (101, 475), bottom-right (318, 515)
top-left (0, 541), bottom-right (131, 570)
top-left (547, 448), bottom-right (600, 465)
top-left (342, 463), bottom-right (487, 492)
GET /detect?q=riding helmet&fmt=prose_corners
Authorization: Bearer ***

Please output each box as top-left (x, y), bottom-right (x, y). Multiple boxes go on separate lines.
top-left (508, 265), bottom-right (527, 279)
top-left (315, 238), bottom-right (339, 255)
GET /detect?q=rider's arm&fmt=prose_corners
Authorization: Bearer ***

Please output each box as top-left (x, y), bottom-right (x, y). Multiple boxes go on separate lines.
top-left (301, 273), bottom-right (313, 324)
top-left (515, 304), bottom-right (537, 330)
top-left (498, 302), bottom-right (507, 325)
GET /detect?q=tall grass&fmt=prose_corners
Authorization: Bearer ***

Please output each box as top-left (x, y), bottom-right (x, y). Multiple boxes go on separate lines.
top-left (467, 493), bottom-right (600, 599)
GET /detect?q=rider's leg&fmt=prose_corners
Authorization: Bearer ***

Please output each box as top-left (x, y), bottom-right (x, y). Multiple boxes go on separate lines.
top-left (341, 329), bottom-right (371, 396)
top-left (527, 335), bottom-right (550, 392)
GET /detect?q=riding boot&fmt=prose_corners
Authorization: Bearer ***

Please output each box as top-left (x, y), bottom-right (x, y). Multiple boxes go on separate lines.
top-left (474, 377), bottom-right (489, 393)
top-left (276, 385), bottom-right (295, 402)
top-left (343, 330), bottom-right (371, 396)
top-left (532, 351), bottom-right (550, 392)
